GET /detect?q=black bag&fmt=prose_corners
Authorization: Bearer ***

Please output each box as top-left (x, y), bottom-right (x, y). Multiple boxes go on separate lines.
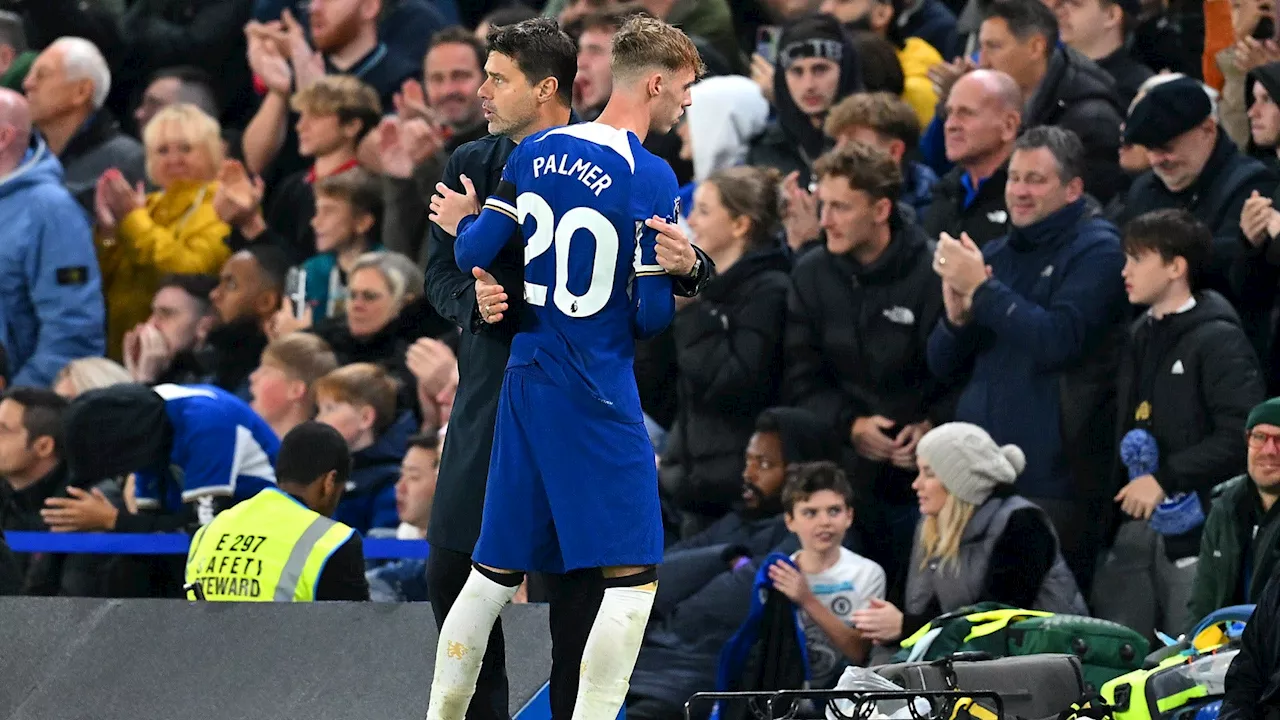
top-left (717, 586), bottom-right (808, 720)
top-left (876, 652), bottom-right (1087, 719)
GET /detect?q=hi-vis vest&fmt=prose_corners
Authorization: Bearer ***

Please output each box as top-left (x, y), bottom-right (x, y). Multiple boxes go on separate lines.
top-left (184, 488), bottom-right (354, 602)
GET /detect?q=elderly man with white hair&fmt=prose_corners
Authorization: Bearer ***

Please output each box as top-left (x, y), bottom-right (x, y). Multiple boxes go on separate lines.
top-left (23, 36), bottom-right (144, 213)
top-left (0, 88), bottom-right (105, 386)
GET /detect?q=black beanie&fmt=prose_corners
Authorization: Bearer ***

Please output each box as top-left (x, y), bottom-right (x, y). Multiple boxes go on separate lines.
top-left (63, 383), bottom-right (173, 482)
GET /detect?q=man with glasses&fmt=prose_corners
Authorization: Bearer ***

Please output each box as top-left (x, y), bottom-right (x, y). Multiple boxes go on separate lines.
top-left (1188, 397), bottom-right (1280, 628)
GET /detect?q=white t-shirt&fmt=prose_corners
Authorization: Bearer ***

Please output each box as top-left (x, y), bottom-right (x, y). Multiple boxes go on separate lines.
top-left (791, 547), bottom-right (887, 687)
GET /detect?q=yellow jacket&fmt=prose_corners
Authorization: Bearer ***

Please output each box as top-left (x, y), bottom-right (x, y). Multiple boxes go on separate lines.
top-left (899, 37), bottom-right (944, 129)
top-left (96, 181), bottom-right (231, 360)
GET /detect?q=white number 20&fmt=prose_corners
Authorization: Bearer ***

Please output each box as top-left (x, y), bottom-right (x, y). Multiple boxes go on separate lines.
top-left (519, 191), bottom-right (618, 318)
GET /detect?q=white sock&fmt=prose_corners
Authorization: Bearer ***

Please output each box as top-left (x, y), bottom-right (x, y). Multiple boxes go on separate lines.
top-left (426, 568), bottom-right (521, 720)
top-left (570, 580), bottom-right (658, 720)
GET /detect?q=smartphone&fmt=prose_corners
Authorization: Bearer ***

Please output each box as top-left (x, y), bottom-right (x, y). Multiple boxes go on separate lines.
top-left (757, 25), bottom-right (781, 64)
top-left (285, 267), bottom-right (307, 319)
top-left (1255, 16), bottom-right (1276, 41)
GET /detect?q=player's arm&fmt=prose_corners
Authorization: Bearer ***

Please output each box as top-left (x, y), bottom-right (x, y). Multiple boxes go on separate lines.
top-left (632, 220), bottom-right (675, 339)
top-left (454, 180), bottom-right (519, 272)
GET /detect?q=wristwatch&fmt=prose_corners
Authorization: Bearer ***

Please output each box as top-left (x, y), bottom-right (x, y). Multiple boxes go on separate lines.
top-left (686, 256), bottom-right (702, 279)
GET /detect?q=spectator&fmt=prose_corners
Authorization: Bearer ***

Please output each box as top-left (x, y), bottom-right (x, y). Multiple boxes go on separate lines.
top-left (819, 0), bottom-right (946, 126)
top-left (1189, 397), bottom-right (1280, 625)
top-left (748, 14), bottom-right (862, 188)
top-left (922, 69), bottom-right (1021, 248)
top-left (846, 30), bottom-right (906, 97)
top-left (0, 11), bottom-right (34, 91)
top-left (122, 274), bottom-right (219, 386)
top-left (786, 143), bottom-right (960, 593)
top-left (207, 247), bottom-right (290, 399)
top-left (676, 75), bottom-right (771, 186)
top-left (94, 103), bottom-right (231, 361)
top-left (1121, 77), bottom-right (1276, 307)
top-left (0, 388), bottom-right (118, 595)
top-left (315, 362), bottom-right (414, 536)
top-left (249, 332), bottom-right (339, 439)
top-left (544, 0), bottom-right (746, 74)
top-left (927, 127), bottom-right (1128, 589)
top-left (240, 0), bottom-right (417, 177)
top-left (476, 5), bottom-right (541, 42)
top-left (52, 358), bottom-right (131, 398)
top-left (61, 382), bottom-right (280, 534)
top-left (570, 7), bottom-right (647, 121)
top-left (1249, 63), bottom-right (1280, 168)
top-left (112, 0), bottom-right (254, 134)
top-left (1209, 0), bottom-right (1266, 150)
top-left (380, 28), bottom-right (489, 268)
top-left (1114, 74), bottom-right (1176, 182)
top-left (1093, 209), bottom-right (1263, 636)
top-left (660, 166), bottom-right (792, 532)
top-left (0, 88), bottom-right (105, 387)
top-left (851, 423), bottom-right (1087, 647)
top-left (22, 37), bottom-right (145, 214)
top-left (132, 66), bottom-right (222, 133)
top-left (628, 410), bottom-right (847, 720)
top-left (825, 91), bottom-right (939, 219)
top-left (367, 431), bottom-right (439, 602)
top-left (250, 0), bottom-right (446, 83)
top-left (300, 169), bottom-right (382, 321)
top-left (277, 251), bottom-right (431, 411)
top-left (1055, 0), bottom-right (1153, 107)
top-left (1221, 569), bottom-right (1280, 720)
top-left (670, 407), bottom-right (844, 555)
top-left (219, 75), bottom-right (382, 266)
top-left (768, 462), bottom-right (885, 684)
top-left (977, 0), bottom-right (1126, 203)
top-left (185, 420), bottom-right (369, 602)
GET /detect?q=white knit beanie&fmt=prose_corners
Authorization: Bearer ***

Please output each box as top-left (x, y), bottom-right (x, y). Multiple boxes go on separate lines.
top-left (916, 422), bottom-right (1026, 506)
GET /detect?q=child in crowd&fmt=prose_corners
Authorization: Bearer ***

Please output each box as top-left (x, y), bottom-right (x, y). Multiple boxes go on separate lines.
top-left (249, 332), bottom-right (339, 440)
top-left (367, 432), bottom-right (440, 602)
top-left (768, 461), bottom-right (886, 687)
top-left (299, 169), bottom-right (382, 321)
top-left (314, 362), bottom-right (416, 536)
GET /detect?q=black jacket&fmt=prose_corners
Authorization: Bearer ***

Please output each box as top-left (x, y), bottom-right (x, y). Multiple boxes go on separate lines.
top-left (1096, 46), bottom-right (1154, 110)
top-left (0, 530), bottom-right (17, 595)
top-left (228, 168), bottom-right (318, 267)
top-left (1122, 130), bottom-right (1278, 303)
top-left (1110, 291), bottom-right (1264, 559)
top-left (1027, 47), bottom-right (1127, 204)
top-left (923, 162), bottom-right (1010, 248)
top-left (1222, 571), bottom-right (1280, 720)
top-left (0, 464), bottom-right (121, 596)
top-left (783, 214), bottom-right (962, 505)
top-left (424, 131), bottom-right (715, 555)
top-left (661, 246), bottom-right (792, 518)
top-left (196, 318), bottom-right (268, 402)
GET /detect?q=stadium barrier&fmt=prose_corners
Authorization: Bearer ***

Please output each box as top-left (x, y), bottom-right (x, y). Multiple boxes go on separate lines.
top-left (5, 531), bottom-right (429, 558)
top-left (0, 596), bottom-right (553, 720)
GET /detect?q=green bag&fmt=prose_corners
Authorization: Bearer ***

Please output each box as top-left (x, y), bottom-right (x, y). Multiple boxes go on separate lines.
top-left (895, 604), bottom-right (1150, 692)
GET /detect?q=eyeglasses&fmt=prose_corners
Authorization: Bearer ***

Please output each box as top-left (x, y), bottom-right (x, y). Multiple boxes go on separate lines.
top-left (1248, 430), bottom-right (1280, 450)
top-left (349, 289), bottom-right (388, 303)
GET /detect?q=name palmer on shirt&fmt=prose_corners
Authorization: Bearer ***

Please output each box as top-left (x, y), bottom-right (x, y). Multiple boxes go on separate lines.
top-left (533, 153), bottom-right (613, 197)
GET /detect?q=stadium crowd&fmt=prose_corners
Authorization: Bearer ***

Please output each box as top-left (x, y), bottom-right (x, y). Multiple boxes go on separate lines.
top-left (4, 0), bottom-right (1280, 714)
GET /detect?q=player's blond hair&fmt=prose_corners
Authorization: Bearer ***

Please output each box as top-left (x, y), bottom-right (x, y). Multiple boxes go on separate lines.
top-left (610, 15), bottom-right (705, 82)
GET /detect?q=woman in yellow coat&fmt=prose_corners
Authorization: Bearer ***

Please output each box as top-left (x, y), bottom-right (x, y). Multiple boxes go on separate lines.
top-left (94, 103), bottom-right (231, 361)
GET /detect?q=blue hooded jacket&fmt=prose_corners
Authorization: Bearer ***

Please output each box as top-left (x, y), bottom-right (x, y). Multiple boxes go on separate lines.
top-left (0, 137), bottom-right (104, 386)
top-left (335, 411), bottom-right (416, 535)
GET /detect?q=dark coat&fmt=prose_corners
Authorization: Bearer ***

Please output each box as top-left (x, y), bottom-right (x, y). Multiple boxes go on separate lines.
top-left (423, 131), bottom-right (715, 555)
top-left (1110, 291), bottom-right (1264, 559)
top-left (785, 214), bottom-right (962, 505)
top-left (1122, 130), bottom-right (1278, 302)
top-left (661, 247), bottom-right (792, 518)
top-left (927, 198), bottom-right (1129, 500)
top-left (1027, 47), bottom-right (1127, 204)
top-left (923, 163), bottom-right (1010, 249)
top-left (1222, 570), bottom-right (1280, 720)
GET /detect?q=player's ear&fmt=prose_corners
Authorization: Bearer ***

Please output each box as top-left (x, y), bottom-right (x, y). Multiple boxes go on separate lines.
top-left (647, 71), bottom-right (663, 100)
top-left (537, 75), bottom-right (559, 104)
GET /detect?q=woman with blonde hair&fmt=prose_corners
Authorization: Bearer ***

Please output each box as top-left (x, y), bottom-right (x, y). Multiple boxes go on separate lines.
top-left (851, 422), bottom-right (1086, 645)
top-left (53, 357), bottom-right (133, 398)
top-left (93, 103), bottom-right (231, 361)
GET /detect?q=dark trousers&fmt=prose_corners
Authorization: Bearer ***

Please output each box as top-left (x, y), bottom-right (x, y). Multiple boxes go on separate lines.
top-left (428, 545), bottom-right (607, 720)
